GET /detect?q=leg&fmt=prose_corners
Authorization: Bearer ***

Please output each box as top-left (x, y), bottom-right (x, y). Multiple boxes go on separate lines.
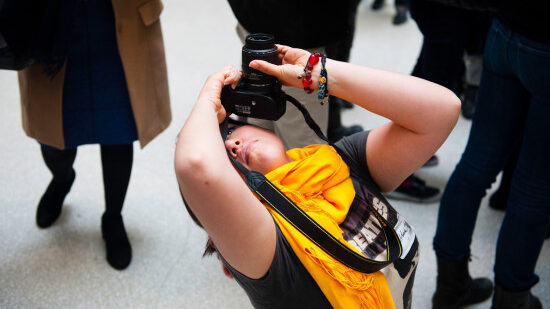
top-left (490, 19), bottom-right (550, 309)
top-left (410, 0), bottom-right (468, 94)
top-left (325, 3), bottom-right (364, 143)
top-left (36, 144), bottom-right (77, 228)
top-left (495, 99), bottom-right (550, 290)
top-left (433, 61), bottom-right (529, 261)
top-left (393, 0), bottom-right (409, 25)
top-left (100, 143), bottom-right (133, 270)
top-left (371, 0), bottom-right (384, 10)
top-left (432, 21), bottom-right (531, 308)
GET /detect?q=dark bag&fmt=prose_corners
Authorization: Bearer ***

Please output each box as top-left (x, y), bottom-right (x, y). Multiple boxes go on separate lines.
top-left (0, 0), bottom-right (37, 70)
top-left (0, 0), bottom-right (79, 74)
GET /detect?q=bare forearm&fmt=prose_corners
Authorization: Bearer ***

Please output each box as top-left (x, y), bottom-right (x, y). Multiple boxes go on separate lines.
top-left (325, 59), bottom-right (461, 135)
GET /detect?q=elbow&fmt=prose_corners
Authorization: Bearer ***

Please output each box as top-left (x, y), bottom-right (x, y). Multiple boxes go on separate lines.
top-left (447, 93), bottom-right (461, 123)
top-left (438, 90), bottom-right (461, 133)
top-left (449, 93), bottom-right (461, 126)
top-left (175, 152), bottom-right (213, 186)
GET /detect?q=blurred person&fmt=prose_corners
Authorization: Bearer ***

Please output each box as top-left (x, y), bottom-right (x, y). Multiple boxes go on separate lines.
top-left (227, 0), bottom-right (363, 149)
top-left (431, 1), bottom-right (550, 308)
top-left (385, 0), bottom-right (491, 204)
top-left (176, 45), bottom-right (460, 308)
top-left (17, 0), bottom-right (170, 270)
top-left (370, 0), bottom-right (411, 25)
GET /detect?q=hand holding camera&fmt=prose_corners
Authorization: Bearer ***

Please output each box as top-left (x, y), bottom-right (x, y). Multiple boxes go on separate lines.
top-left (249, 44), bottom-right (314, 90)
top-left (221, 33), bottom-right (321, 121)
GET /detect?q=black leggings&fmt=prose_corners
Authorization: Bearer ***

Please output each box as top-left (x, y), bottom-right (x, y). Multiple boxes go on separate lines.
top-left (41, 144), bottom-right (133, 215)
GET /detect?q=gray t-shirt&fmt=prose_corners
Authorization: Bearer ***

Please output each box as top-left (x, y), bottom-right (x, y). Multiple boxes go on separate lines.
top-left (222, 131), bottom-right (419, 309)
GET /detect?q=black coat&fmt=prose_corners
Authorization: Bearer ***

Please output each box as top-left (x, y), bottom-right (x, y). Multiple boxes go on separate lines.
top-left (228, 0), bottom-right (359, 49)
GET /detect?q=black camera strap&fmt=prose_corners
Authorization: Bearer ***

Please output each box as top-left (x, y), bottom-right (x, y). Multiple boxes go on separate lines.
top-left (284, 94), bottom-right (328, 143)
top-left (221, 95), bottom-right (402, 273)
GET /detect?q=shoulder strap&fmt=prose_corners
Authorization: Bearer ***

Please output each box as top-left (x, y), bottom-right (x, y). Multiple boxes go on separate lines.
top-left (221, 95), bottom-right (403, 273)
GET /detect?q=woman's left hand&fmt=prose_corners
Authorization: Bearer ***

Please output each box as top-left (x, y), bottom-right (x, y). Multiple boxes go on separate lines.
top-left (197, 66), bottom-right (242, 123)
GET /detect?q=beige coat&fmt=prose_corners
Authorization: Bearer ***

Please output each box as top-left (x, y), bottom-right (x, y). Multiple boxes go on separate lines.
top-left (18, 0), bottom-right (171, 149)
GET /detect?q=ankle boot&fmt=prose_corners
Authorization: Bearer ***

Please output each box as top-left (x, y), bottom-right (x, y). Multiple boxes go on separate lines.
top-left (432, 255), bottom-right (493, 309)
top-left (491, 285), bottom-right (542, 309)
top-left (101, 213), bottom-right (132, 270)
top-left (36, 170), bottom-right (75, 228)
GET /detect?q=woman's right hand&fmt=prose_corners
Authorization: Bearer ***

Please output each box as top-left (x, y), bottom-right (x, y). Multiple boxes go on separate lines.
top-left (249, 45), bottom-right (317, 90)
top-left (197, 66), bottom-right (242, 123)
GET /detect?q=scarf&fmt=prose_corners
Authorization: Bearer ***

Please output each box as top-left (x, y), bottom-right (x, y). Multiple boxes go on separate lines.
top-left (264, 144), bottom-right (395, 309)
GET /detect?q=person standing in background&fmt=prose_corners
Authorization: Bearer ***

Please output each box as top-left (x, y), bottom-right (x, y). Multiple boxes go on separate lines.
top-left (227, 0), bottom-right (363, 149)
top-left (17, 0), bottom-right (171, 270)
top-left (431, 1), bottom-right (549, 308)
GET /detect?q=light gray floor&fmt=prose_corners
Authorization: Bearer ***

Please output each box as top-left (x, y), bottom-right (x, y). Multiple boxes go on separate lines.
top-left (1, 1), bottom-right (548, 308)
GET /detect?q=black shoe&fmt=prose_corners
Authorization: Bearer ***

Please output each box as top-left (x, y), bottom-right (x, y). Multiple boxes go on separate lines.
top-left (36, 170), bottom-right (75, 228)
top-left (491, 285), bottom-right (542, 309)
top-left (328, 124), bottom-right (363, 143)
top-left (392, 6), bottom-right (408, 25)
top-left (101, 213), bottom-right (132, 270)
top-left (371, 0), bottom-right (384, 10)
top-left (385, 174), bottom-right (441, 203)
top-left (433, 255), bottom-right (493, 309)
top-left (423, 155), bottom-right (439, 168)
top-left (461, 85), bottom-right (478, 119)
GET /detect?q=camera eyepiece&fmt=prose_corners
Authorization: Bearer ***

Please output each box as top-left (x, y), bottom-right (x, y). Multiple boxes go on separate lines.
top-left (242, 33), bottom-right (278, 89)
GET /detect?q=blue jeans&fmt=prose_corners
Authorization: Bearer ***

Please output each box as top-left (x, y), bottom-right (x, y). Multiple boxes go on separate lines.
top-left (433, 19), bottom-right (550, 292)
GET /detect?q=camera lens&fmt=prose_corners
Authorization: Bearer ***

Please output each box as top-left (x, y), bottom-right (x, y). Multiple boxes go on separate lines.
top-left (242, 33), bottom-right (278, 89)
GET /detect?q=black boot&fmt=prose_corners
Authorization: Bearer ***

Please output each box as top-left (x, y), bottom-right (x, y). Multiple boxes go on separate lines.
top-left (100, 144), bottom-right (133, 270)
top-left (101, 213), bottom-right (132, 270)
top-left (433, 255), bottom-right (493, 309)
top-left (36, 146), bottom-right (77, 228)
top-left (491, 285), bottom-right (542, 309)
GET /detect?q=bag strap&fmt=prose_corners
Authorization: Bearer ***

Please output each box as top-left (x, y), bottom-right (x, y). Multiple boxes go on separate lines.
top-left (221, 95), bottom-right (403, 273)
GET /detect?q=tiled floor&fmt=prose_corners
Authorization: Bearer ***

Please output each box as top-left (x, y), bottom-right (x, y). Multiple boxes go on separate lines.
top-left (1, 1), bottom-right (548, 308)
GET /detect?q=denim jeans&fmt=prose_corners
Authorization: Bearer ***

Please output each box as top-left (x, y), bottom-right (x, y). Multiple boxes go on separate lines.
top-left (433, 19), bottom-right (550, 292)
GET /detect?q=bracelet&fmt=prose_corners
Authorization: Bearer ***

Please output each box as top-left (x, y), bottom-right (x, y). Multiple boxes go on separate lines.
top-left (298, 53), bottom-right (321, 94)
top-left (317, 54), bottom-right (328, 104)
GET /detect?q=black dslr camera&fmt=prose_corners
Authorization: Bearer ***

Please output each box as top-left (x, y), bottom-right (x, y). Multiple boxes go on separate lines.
top-left (221, 33), bottom-right (286, 121)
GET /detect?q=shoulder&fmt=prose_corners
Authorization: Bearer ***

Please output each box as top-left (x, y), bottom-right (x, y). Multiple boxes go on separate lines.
top-left (333, 131), bottom-right (373, 183)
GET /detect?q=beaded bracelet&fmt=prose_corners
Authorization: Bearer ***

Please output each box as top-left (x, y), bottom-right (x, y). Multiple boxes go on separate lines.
top-left (298, 53), bottom-right (321, 94)
top-left (317, 54), bottom-right (328, 104)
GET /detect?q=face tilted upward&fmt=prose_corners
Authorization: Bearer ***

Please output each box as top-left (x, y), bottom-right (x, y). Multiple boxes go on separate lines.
top-left (224, 125), bottom-right (291, 175)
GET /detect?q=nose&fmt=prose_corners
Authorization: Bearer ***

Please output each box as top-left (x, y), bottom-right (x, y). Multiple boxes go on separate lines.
top-left (224, 138), bottom-right (241, 157)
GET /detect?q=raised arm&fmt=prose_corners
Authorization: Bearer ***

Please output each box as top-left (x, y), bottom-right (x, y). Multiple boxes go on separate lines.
top-left (174, 67), bottom-right (276, 279)
top-left (250, 45), bottom-right (461, 191)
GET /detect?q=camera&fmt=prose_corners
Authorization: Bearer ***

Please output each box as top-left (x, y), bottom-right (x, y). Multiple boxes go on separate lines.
top-left (221, 33), bottom-right (286, 121)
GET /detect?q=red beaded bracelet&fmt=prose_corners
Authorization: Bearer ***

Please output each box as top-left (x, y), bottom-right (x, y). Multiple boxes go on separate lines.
top-left (298, 53), bottom-right (321, 94)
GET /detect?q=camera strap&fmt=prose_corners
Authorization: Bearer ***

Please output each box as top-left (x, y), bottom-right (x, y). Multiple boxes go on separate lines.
top-left (221, 95), bottom-right (402, 273)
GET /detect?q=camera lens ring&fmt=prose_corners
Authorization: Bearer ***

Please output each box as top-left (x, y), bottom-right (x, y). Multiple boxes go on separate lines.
top-left (242, 33), bottom-right (278, 89)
